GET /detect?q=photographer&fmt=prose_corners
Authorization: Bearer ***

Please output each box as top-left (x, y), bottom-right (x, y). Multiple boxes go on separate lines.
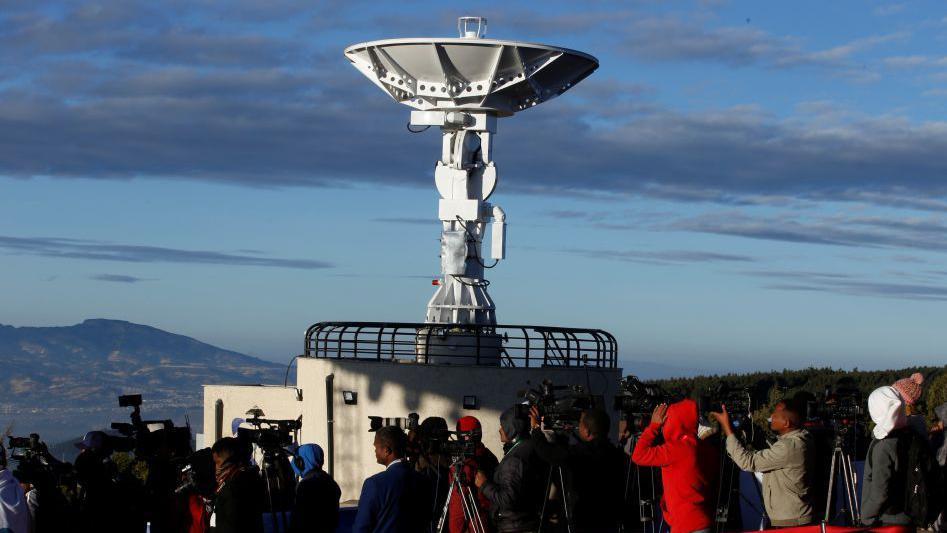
top-left (448, 416), bottom-right (498, 533)
top-left (289, 443), bottom-right (340, 533)
top-left (13, 461), bottom-right (71, 532)
top-left (527, 406), bottom-right (625, 532)
top-left (709, 401), bottom-right (815, 527)
top-left (0, 445), bottom-right (30, 533)
top-left (416, 416), bottom-right (452, 531)
top-left (474, 406), bottom-right (546, 533)
top-left (210, 437), bottom-right (264, 533)
top-left (631, 400), bottom-right (714, 533)
top-left (73, 431), bottom-right (118, 532)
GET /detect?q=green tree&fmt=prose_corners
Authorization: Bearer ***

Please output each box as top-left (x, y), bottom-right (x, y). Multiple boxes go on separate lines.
top-left (926, 372), bottom-right (947, 424)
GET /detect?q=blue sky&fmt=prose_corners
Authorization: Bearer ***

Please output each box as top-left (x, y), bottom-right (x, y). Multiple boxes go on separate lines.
top-left (1, 0), bottom-right (946, 374)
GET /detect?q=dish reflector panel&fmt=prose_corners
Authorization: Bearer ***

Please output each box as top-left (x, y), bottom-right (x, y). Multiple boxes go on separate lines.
top-left (344, 38), bottom-right (598, 116)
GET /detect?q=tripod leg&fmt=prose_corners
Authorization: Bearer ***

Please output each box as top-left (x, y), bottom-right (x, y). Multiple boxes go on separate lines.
top-left (461, 484), bottom-right (487, 533)
top-left (824, 449), bottom-right (838, 524)
top-left (457, 482), bottom-right (477, 531)
top-left (538, 466), bottom-right (553, 533)
top-left (558, 466), bottom-right (574, 533)
top-left (842, 453), bottom-right (859, 525)
top-left (843, 454), bottom-right (861, 526)
top-left (263, 465), bottom-right (279, 533)
top-left (621, 458), bottom-right (632, 533)
top-left (435, 479), bottom-right (456, 533)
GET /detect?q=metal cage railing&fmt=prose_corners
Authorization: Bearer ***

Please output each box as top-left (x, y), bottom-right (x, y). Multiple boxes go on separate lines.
top-left (303, 322), bottom-right (617, 368)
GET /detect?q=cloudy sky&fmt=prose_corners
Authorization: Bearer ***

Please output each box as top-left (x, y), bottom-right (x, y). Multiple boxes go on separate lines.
top-left (1, 0), bottom-right (946, 373)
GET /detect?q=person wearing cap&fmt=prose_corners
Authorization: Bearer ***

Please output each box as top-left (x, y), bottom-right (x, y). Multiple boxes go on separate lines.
top-left (289, 443), bottom-right (340, 533)
top-left (74, 430), bottom-right (118, 532)
top-left (0, 445), bottom-right (30, 533)
top-left (474, 407), bottom-right (547, 533)
top-left (861, 385), bottom-right (927, 529)
top-left (447, 416), bottom-right (498, 533)
top-left (893, 373), bottom-right (928, 437)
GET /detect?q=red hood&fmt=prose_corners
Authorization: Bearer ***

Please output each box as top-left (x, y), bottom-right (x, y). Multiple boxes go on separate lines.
top-left (663, 399), bottom-right (699, 442)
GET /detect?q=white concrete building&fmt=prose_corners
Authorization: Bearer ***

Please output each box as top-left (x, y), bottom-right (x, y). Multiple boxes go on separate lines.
top-left (204, 323), bottom-right (621, 501)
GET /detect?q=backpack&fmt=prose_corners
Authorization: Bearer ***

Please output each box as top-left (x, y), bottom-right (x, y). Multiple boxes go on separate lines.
top-left (898, 430), bottom-right (943, 527)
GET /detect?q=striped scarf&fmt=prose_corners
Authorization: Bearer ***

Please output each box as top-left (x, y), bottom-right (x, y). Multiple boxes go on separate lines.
top-left (214, 462), bottom-right (242, 494)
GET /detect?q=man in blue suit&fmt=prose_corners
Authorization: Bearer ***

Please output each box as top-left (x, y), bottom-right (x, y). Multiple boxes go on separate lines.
top-left (353, 426), bottom-right (432, 533)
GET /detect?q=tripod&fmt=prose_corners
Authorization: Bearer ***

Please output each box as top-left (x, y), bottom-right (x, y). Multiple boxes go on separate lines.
top-left (435, 458), bottom-right (488, 533)
top-left (822, 430), bottom-right (860, 527)
top-left (260, 450), bottom-right (293, 533)
top-left (538, 465), bottom-right (574, 533)
top-left (620, 432), bottom-right (661, 533)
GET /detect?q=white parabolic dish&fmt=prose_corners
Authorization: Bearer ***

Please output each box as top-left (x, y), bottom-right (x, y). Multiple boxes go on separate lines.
top-left (343, 38), bottom-right (599, 116)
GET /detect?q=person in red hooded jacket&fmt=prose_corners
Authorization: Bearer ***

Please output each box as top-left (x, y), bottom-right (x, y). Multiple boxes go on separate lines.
top-left (448, 416), bottom-right (499, 533)
top-left (631, 399), bottom-right (715, 533)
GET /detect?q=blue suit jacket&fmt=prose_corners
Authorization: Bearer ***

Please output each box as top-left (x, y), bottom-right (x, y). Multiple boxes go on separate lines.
top-left (352, 460), bottom-right (432, 533)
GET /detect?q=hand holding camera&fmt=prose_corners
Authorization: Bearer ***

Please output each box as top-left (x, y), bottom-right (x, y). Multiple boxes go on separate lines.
top-left (708, 404), bottom-right (734, 436)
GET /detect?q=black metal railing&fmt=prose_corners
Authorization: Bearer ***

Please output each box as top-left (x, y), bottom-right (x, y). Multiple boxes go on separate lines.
top-left (303, 322), bottom-right (618, 368)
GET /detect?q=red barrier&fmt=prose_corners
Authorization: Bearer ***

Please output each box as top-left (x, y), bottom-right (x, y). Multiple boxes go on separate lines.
top-left (741, 526), bottom-right (914, 533)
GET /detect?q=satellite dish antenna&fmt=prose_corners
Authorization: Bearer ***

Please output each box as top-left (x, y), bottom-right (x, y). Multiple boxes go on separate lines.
top-left (344, 17), bottom-right (598, 327)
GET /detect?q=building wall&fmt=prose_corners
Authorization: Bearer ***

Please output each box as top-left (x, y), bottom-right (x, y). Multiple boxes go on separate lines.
top-left (202, 384), bottom-right (303, 445)
top-left (204, 358), bottom-right (622, 501)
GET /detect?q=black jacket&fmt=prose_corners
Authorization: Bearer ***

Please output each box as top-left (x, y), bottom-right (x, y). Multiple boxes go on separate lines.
top-left (530, 429), bottom-right (626, 532)
top-left (290, 470), bottom-right (341, 533)
top-left (481, 439), bottom-right (547, 533)
top-left (211, 468), bottom-right (265, 533)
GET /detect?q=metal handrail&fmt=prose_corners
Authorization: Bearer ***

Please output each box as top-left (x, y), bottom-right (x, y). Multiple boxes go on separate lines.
top-left (302, 321), bottom-right (618, 368)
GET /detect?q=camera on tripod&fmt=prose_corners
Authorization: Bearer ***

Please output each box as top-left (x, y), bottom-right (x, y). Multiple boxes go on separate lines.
top-left (238, 407), bottom-right (302, 451)
top-left (516, 379), bottom-right (596, 431)
top-left (428, 429), bottom-right (479, 461)
top-left (801, 379), bottom-right (865, 436)
top-left (110, 393), bottom-right (191, 458)
top-left (613, 375), bottom-right (670, 433)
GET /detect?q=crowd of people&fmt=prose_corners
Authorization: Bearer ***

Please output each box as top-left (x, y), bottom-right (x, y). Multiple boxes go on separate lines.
top-left (0, 371), bottom-right (945, 533)
top-left (347, 372), bottom-right (946, 533)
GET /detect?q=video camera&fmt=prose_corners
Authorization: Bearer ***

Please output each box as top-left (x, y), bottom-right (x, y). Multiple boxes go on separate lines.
top-left (368, 413), bottom-right (420, 433)
top-left (110, 394), bottom-right (192, 458)
top-left (6, 433), bottom-right (70, 486)
top-left (613, 375), bottom-right (671, 433)
top-left (7, 434), bottom-right (44, 461)
top-left (802, 379), bottom-right (865, 435)
top-left (702, 383), bottom-right (753, 432)
top-left (430, 429), bottom-right (480, 461)
top-left (516, 379), bottom-right (596, 432)
top-left (238, 408), bottom-right (302, 452)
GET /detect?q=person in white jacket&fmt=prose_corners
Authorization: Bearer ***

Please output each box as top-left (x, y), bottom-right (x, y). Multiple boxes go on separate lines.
top-left (0, 446), bottom-right (30, 533)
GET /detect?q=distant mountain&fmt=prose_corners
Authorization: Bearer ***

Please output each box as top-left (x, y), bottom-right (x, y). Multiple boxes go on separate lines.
top-left (0, 319), bottom-right (285, 445)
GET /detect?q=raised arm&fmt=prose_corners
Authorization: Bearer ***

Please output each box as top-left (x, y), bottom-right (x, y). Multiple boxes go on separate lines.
top-left (725, 435), bottom-right (791, 473)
